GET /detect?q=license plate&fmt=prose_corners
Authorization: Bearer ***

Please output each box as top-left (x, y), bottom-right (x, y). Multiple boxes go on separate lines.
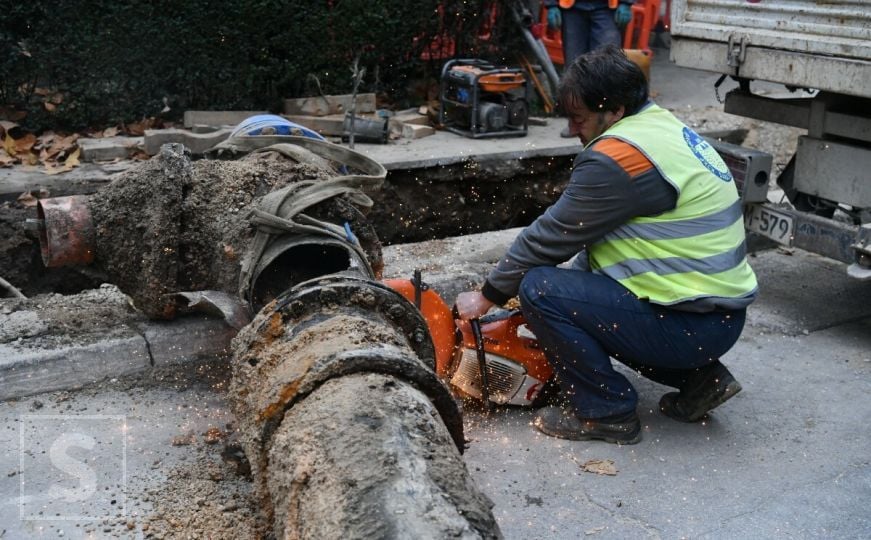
top-left (744, 204), bottom-right (795, 245)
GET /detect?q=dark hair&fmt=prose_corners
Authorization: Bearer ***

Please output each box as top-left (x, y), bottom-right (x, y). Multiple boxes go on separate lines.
top-left (558, 44), bottom-right (649, 116)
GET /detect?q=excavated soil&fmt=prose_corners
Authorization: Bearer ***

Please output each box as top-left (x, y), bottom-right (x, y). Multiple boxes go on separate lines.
top-left (87, 148), bottom-right (383, 318)
top-left (0, 284), bottom-right (142, 350)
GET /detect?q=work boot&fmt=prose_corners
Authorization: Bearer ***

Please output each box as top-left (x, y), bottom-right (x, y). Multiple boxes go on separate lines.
top-left (659, 361), bottom-right (742, 423)
top-left (533, 406), bottom-right (641, 444)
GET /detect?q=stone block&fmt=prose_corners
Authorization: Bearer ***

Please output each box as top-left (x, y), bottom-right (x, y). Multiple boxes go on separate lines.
top-left (183, 110), bottom-right (266, 129)
top-left (143, 128), bottom-right (232, 156)
top-left (79, 137), bottom-right (143, 162)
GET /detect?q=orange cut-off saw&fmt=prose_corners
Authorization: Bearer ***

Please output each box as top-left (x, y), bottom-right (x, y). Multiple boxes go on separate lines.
top-left (384, 272), bottom-right (553, 407)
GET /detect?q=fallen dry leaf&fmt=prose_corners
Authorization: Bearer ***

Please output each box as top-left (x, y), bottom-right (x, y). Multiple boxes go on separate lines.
top-left (44, 102), bottom-right (56, 112)
top-left (4, 134), bottom-right (17, 156)
top-left (0, 150), bottom-right (16, 167)
top-left (103, 126), bottom-right (119, 138)
top-left (17, 191), bottom-right (38, 207)
top-left (45, 134), bottom-right (78, 159)
top-left (24, 152), bottom-right (38, 166)
top-left (37, 131), bottom-right (56, 148)
top-left (581, 458), bottom-right (618, 476)
top-left (14, 133), bottom-right (36, 154)
top-left (64, 147), bottom-right (80, 168)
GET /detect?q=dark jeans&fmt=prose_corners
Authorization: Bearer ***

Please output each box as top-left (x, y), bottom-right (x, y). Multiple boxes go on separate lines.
top-left (519, 267), bottom-right (746, 418)
top-left (561, 5), bottom-right (622, 66)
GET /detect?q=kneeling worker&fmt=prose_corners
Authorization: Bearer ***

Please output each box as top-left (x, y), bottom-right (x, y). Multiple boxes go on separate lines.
top-left (456, 45), bottom-right (757, 444)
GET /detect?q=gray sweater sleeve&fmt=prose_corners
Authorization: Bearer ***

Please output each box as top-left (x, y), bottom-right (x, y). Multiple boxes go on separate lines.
top-left (482, 149), bottom-right (675, 304)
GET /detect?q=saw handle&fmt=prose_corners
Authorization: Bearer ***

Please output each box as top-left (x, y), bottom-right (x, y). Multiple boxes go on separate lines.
top-left (469, 318), bottom-right (493, 413)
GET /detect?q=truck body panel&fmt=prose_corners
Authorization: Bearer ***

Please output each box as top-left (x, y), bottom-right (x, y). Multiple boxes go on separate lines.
top-left (669, 0), bottom-right (871, 278)
top-left (670, 0), bottom-right (871, 98)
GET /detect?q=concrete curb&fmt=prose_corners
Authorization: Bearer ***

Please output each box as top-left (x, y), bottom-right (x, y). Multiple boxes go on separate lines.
top-left (0, 337), bottom-right (151, 400)
top-left (0, 315), bottom-right (240, 401)
top-left (0, 230), bottom-right (520, 402)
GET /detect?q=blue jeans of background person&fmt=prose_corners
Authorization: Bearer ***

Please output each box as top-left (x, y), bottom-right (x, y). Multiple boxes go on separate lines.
top-left (519, 267), bottom-right (747, 418)
top-left (562, 3), bottom-right (622, 66)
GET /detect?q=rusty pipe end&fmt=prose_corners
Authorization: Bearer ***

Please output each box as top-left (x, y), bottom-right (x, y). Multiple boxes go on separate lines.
top-left (36, 196), bottom-right (96, 268)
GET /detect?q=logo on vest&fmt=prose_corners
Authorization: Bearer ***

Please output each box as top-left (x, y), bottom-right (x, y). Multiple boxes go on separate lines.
top-left (682, 127), bottom-right (733, 182)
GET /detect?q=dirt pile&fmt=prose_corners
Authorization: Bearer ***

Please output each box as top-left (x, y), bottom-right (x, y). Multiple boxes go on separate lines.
top-left (0, 284), bottom-right (142, 350)
top-left (87, 145), bottom-right (382, 318)
top-left (140, 444), bottom-right (268, 540)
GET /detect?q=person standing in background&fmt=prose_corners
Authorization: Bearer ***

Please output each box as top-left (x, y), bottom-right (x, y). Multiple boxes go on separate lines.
top-left (545, 0), bottom-right (634, 136)
top-left (545, 0), bottom-right (634, 67)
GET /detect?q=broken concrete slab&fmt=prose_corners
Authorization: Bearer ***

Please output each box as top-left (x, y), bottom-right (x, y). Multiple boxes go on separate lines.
top-left (0, 162), bottom-right (130, 200)
top-left (392, 111), bottom-right (431, 126)
top-left (79, 136), bottom-right (143, 162)
top-left (143, 128), bottom-right (233, 156)
top-left (183, 110), bottom-right (267, 129)
top-left (138, 315), bottom-right (236, 367)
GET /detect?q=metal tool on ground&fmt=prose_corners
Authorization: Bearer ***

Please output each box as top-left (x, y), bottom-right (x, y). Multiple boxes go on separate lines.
top-left (438, 59), bottom-right (530, 139)
top-left (518, 54), bottom-right (555, 114)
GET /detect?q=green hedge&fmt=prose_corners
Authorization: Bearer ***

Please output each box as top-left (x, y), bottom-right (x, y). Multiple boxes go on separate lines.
top-left (1, 0), bottom-right (514, 131)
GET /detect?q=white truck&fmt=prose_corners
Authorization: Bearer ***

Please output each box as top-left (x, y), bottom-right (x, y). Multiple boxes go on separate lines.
top-left (669, 0), bottom-right (871, 278)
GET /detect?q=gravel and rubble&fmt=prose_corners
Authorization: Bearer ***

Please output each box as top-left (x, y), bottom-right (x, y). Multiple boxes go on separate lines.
top-left (0, 284), bottom-right (142, 351)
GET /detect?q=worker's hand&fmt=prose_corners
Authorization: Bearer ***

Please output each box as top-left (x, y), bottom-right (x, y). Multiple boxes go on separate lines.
top-left (455, 291), bottom-right (496, 321)
top-left (547, 6), bottom-right (562, 30)
top-left (614, 3), bottom-right (632, 28)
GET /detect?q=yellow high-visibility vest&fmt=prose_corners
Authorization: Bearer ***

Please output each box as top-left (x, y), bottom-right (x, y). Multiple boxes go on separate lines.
top-left (586, 104), bottom-right (758, 305)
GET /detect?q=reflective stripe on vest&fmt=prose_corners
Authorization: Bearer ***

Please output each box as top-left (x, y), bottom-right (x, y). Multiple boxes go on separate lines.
top-left (587, 104), bottom-right (758, 305)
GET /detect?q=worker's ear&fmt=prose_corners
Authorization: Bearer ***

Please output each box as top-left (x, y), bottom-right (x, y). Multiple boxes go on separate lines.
top-left (604, 105), bottom-right (625, 129)
top-left (612, 105), bottom-right (626, 122)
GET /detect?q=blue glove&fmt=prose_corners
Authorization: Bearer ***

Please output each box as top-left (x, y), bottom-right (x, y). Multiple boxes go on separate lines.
top-left (547, 6), bottom-right (562, 30)
top-left (614, 3), bottom-right (632, 27)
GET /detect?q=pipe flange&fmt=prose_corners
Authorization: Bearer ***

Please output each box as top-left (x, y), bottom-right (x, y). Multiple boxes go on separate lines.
top-left (265, 275), bottom-right (436, 369)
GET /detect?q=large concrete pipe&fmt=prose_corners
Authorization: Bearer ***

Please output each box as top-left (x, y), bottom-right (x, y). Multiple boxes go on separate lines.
top-left (231, 275), bottom-right (500, 538)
